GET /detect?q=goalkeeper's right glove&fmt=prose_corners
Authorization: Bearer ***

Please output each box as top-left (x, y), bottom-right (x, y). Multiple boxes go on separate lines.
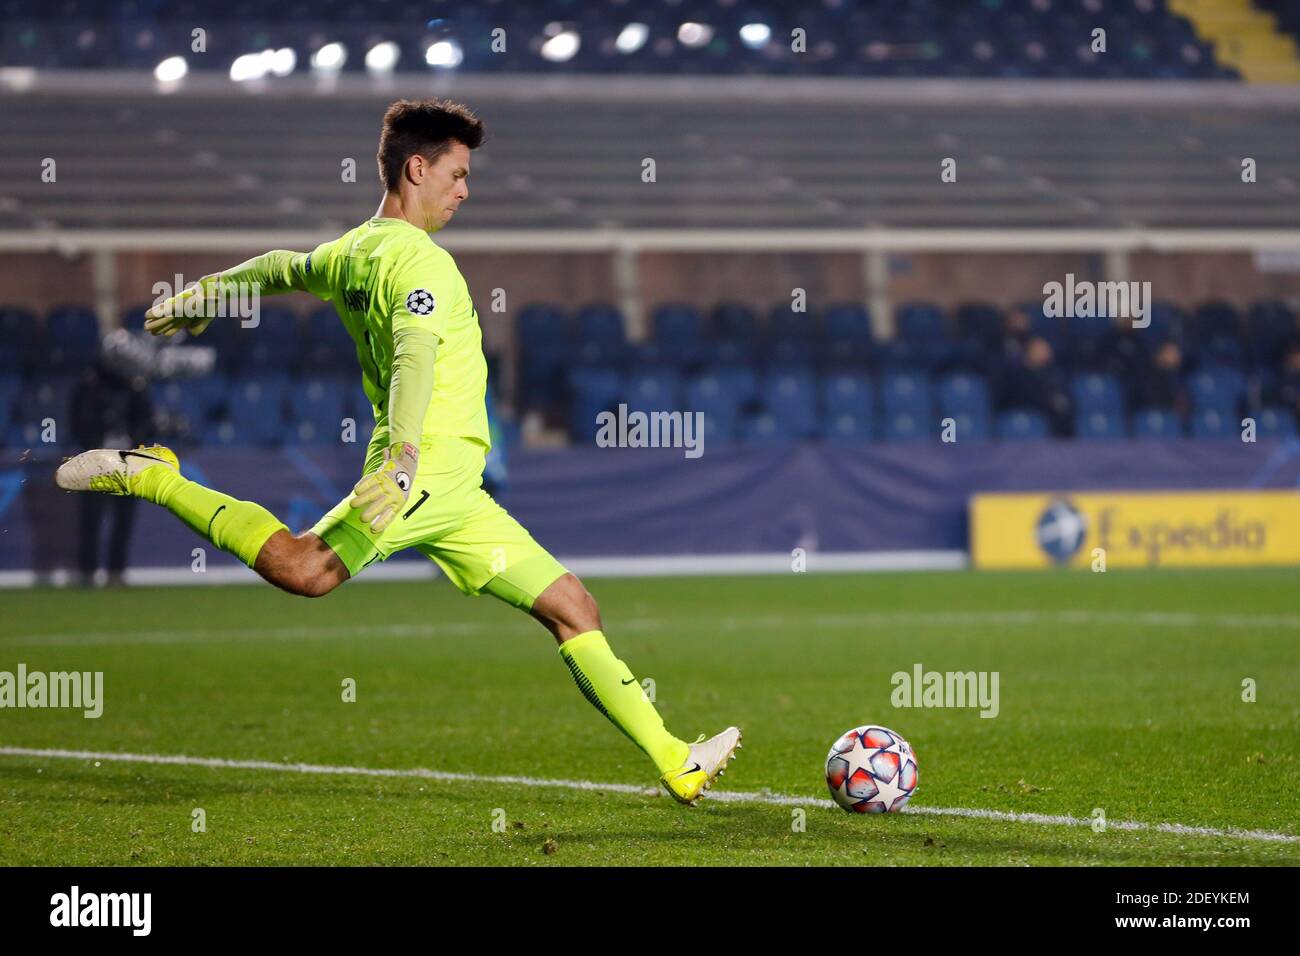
top-left (349, 442), bottom-right (420, 534)
top-left (143, 273), bottom-right (225, 338)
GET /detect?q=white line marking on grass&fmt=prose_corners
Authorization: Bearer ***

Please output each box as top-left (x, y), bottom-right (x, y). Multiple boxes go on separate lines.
top-left (7, 608), bottom-right (1300, 647)
top-left (2, 745), bottom-right (1296, 845)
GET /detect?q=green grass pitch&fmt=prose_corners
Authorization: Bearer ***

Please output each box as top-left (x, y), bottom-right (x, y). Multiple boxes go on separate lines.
top-left (1, 568), bottom-right (1297, 866)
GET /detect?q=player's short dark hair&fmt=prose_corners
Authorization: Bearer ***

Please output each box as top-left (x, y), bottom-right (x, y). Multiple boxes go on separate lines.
top-left (377, 98), bottom-right (485, 190)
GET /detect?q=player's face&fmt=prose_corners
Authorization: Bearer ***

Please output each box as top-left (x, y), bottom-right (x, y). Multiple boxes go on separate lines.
top-left (422, 142), bottom-right (471, 232)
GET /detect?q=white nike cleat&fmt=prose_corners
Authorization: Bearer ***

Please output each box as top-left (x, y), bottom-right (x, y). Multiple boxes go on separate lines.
top-left (660, 726), bottom-right (743, 806)
top-left (55, 444), bottom-right (179, 496)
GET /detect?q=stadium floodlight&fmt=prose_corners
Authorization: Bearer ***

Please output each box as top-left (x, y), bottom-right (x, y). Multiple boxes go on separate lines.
top-left (268, 48), bottom-right (296, 77)
top-left (230, 52), bottom-right (268, 82)
top-left (365, 41), bottom-right (400, 72)
top-left (540, 29), bottom-right (580, 62)
top-left (153, 56), bottom-right (187, 83)
top-left (425, 39), bottom-right (463, 68)
top-left (738, 23), bottom-right (771, 49)
top-left (615, 23), bottom-right (649, 54)
top-left (677, 22), bottom-right (714, 48)
top-left (311, 42), bottom-right (346, 71)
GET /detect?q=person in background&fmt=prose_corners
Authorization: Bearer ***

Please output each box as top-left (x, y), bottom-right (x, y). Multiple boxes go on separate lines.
top-left (70, 360), bottom-right (153, 586)
top-left (1136, 340), bottom-right (1189, 417)
top-left (1266, 343), bottom-right (1300, 424)
top-left (995, 335), bottom-right (1073, 437)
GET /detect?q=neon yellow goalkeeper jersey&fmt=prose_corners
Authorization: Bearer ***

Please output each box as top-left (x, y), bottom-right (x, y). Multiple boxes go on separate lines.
top-left (298, 217), bottom-right (490, 450)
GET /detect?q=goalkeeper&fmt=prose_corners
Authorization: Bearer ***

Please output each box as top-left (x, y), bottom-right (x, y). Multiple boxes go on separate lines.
top-left (56, 99), bottom-right (740, 804)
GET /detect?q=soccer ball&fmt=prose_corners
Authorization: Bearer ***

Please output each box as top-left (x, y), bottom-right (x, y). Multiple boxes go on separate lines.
top-left (825, 725), bottom-right (919, 813)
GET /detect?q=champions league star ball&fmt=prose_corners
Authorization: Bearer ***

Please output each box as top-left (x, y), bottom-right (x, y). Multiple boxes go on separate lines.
top-left (825, 725), bottom-right (919, 813)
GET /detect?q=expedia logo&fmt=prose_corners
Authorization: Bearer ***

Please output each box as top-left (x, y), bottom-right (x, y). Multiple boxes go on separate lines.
top-left (1035, 499), bottom-right (1087, 564)
top-left (1097, 507), bottom-right (1268, 565)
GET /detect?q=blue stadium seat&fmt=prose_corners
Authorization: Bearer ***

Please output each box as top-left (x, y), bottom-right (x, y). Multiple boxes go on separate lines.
top-left (11, 375), bottom-right (74, 448)
top-left (1187, 366), bottom-right (1245, 412)
top-left (1072, 372), bottom-right (1124, 415)
top-left (881, 410), bottom-right (930, 443)
top-left (935, 372), bottom-right (991, 419)
top-left (305, 306), bottom-right (357, 371)
top-left (822, 411), bottom-right (873, 444)
top-left (821, 372), bottom-right (873, 420)
top-left (710, 302), bottom-right (759, 341)
top-left (152, 374), bottom-right (226, 440)
top-left (574, 304), bottom-right (627, 366)
top-left (568, 367), bottom-right (624, 443)
top-left (45, 306), bottom-right (100, 368)
top-left (242, 305), bottom-right (301, 371)
top-left (1075, 409), bottom-right (1125, 440)
top-left (761, 368), bottom-right (817, 438)
top-left (1190, 406), bottom-right (1238, 439)
top-left (626, 368), bottom-right (681, 413)
top-left (651, 304), bottom-right (704, 367)
top-left (821, 303), bottom-right (874, 364)
top-left (881, 370), bottom-right (933, 421)
top-left (0, 307), bottom-right (40, 371)
top-left (227, 375), bottom-right (288, 446)
top-left (945, 409), bottom-right (991, 442)
top-left (286, 376), bottom-right (349, 445)
top-left (1252, 406), bottom-right (1297, 438)
top-left (1132, 407), bottom-right (1183, 439)
top-left (996, 409), bottom-right (1050, 441)
top-left (886, 302), bottom-right (952, 369)
top-left (517, 304), bottom-right (571, 409)
top-left (738, 412), bottom-right (789, 446)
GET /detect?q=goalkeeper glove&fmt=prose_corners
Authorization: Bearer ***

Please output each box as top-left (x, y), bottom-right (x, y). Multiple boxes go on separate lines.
top-left (349, 442), bottom-right (420, 534)
top-left (143, 274), bottom-right (225, 338)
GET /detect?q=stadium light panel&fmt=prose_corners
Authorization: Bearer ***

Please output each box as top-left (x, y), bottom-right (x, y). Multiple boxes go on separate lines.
top-left (269, 48), bottom-right (296, 77)
top-left (153, 56), bottom-right (187, 83)
top-left (365, 41), bottom-right (400, 72)
top-left (425, 40), bottom-right (463, 68)
top-left (616, 23), bottom-right (649, 54)
top-left (739, 23), bottom-right (771, 49)
top-left (311, 42), bottom-right (346, 71)
top-left (540, 31), bottom-right (580, 63)
top-left (677, 23), bottom-right (714, 48)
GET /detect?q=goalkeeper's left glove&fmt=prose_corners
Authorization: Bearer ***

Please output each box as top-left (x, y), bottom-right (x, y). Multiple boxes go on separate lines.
top-left (143, 273), bottom-right (224, 338)
top-left (349, 442), bottom-right (420, 534)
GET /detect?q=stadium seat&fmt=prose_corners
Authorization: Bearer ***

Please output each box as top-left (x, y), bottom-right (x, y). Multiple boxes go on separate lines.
top-left (1187, 366), bottom-right (1245, 413)
top-left (996, 409), bottom-right (1050, 441)
top-left (821, 372), bottom-right (873, 420)
top-left (45, 306), bottom-right (100, 369)
top-left (1252, 406), bottom-right (1297, 439)
top-left (227, 375), bottom-right (289, 446)
top-left (1190, 406), bottom-right (1239, 439)
top-left (286, 376), bottom-right (350, 445)
top-left (574, 304), bottom-right (628, 367)
top-left (1072, 372), bottom-right (1125, 416)
top-left (1132, 407), bottom-right (1183, 439)
top-left (881, 370), bottom-right (933, 422)
top-left (0, 307), bottom-right (40, 372)
top-left (935, 372), bottom-right (991, 420)
top-left (568, 367), bottom-right (624, 442)
top-left (822, 411), bottom-right (873, 444)
top-left (881, 410), bottom-right (930, 443)
top-left (651, 304), bottom-right (705, 368)
top-left (761, 368), bottom-right (818, 439)
top-left (822, 303), bottom-right (874, 365)
top-left (1075, 409), bottom-right (1125, 440)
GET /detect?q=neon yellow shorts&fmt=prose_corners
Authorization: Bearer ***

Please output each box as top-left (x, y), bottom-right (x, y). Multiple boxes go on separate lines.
top-left (311, 435), bottom-right (567, 610)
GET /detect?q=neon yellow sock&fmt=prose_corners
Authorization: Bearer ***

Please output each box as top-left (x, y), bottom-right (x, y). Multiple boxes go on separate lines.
top-left (134, 467), bottom-right (287, 568)
top-left (559, 630), bottom-right (690, 774)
